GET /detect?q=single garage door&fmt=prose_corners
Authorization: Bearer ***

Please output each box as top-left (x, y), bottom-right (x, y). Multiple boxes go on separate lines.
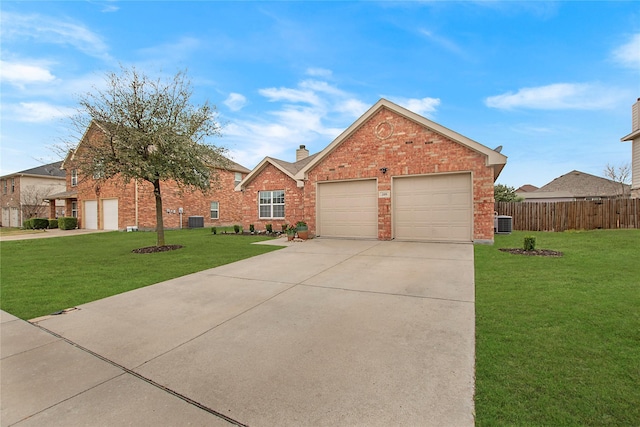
top-left (102, 199), bottom-right (118, 230)
top-left (394, 173), bottom-right (472, 242)
top-left (317, 180), bottom-right (377, 238)
top-left (84, 200), bottom-right (98, 230)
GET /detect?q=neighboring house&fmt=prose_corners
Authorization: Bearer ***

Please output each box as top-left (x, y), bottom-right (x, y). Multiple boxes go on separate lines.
top-left (521, 170), bottom-right (630, 202)
top-left (621, 98), bottom-right (640, 199)
top-left (49, 121), bottom-right (249, 231)
top-left (0, 162), bottom-right (66, 227)
top-left (237, 98), bottom-right (507, 243)
top-left (515, 184), bottom-right (538, 197)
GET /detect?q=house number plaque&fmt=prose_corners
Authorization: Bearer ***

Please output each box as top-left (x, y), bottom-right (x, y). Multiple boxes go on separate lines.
top-left (379, 190), bottom-right (391, 198)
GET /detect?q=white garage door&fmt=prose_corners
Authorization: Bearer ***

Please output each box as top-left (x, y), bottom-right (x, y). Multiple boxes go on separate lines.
top-left (102, 199), bottom-right (118, 230)
top-left (2, 208), bottom-right (10, 227)
top-left (84, 200), bottom-right (98, 230)
top-left (317, 180), bottom-right (378, 238)
top-left (10, 208), bottom-right (20, 228)
top-left (394, 173), bottom-right (472, 242)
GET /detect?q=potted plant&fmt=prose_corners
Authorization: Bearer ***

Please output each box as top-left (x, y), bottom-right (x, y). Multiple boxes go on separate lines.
top-left (286, 224), bottom-right (296, 241)
top-left (296, 220), bottom-right (308, 240)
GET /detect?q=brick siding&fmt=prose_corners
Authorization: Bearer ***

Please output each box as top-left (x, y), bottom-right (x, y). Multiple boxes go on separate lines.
top-left (240, 163), bottom-right (304, 232)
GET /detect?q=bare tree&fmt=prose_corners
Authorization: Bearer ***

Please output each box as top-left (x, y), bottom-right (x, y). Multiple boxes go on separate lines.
top-left (604, 163), bottom-right (631, 198)
top-left (67, 66), bottom-right (227, 247)
top-left (21, 185), bottom-right (54, 219)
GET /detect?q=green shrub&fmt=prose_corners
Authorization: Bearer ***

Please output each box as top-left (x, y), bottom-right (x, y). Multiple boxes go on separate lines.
top-left (211, 226), bottom-right (217, 235)
top-left (22, 218), bottom-right (34, 229)
top-left (48, 219), bottom-right (59, 229)
top-left (281, 224), bottom-right (287, 233)
top-left (233, 224), bottom-right (240, 234)
top-left (249, 224), bottom-right (255, 233)
top-left (32, 218), bottom-right (49, 229)
top-left (265, 223), bottom-right (272, 233)
top-left (524, 235), bottom-right (536, 251)
top-left (58, 217), bottom-right (78, 230)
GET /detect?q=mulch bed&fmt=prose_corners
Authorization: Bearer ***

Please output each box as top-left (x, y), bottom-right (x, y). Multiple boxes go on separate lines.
top-left (499, 248), bottom-right (563, 257)
top-left (131, 245), bottom-right (183, 254)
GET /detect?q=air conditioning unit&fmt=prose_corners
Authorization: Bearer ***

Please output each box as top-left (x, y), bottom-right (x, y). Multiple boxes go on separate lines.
top-left (495, 215), bottom-right (512, 234)
top-left (187, 216), bottom-right (204, 228)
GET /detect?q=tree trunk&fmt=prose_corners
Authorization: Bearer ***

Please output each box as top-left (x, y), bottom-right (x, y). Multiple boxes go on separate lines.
top-left (153, 178), bottom-right (165, 247)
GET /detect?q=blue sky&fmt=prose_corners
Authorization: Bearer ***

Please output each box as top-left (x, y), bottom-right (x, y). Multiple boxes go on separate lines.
top-left (1, 1), bottom-right (638, 187)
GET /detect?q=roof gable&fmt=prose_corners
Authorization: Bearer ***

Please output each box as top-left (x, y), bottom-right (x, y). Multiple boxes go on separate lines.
top-left (294, 98), bottom-right (507, 180)
top-left (234, 153), bottom-right (321, 191)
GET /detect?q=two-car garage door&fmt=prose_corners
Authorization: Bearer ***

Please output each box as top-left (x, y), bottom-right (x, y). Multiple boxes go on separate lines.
top-left (316, 173), bottom-right (472, 242)
top-left (83, 199), bottom-right (118, 230)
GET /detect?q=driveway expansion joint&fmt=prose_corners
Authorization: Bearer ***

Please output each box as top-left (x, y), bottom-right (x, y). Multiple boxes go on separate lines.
top-left (30, 322), bottom-right (250, 427)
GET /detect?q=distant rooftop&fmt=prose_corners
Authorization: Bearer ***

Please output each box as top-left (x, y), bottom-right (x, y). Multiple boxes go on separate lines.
top-left (1, 161), bottom-right (65, 179)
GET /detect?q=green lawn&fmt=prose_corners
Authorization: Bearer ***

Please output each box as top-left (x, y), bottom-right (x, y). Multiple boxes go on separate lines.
top-left (0, 229), bottom-right (283, 320)
top-left (475, 229), bottom-right (640, 426)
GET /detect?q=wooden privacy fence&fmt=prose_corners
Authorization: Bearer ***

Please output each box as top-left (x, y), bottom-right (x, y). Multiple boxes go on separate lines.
top-left (495, 199), bottom-right (640, 232)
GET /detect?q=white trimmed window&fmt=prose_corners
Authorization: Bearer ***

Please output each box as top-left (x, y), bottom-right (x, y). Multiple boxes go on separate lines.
top-left (71, 201), bottom-right (78, 218)
top-left (210, 201), bottom-right (219, 219)
top-left (71, 169), bottom-right (78, 186)
top-left (259, 190), bottom-right (284, 219)
top-left (234, 172), bottom-right (242, 186)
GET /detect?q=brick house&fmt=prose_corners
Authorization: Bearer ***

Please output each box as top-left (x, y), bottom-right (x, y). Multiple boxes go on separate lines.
top-left (237, 99), bottom-right (507, 243)
top-left (50, 121), bottom-right (249, 230)
top-left (0, 162), bottom-right (66, 227)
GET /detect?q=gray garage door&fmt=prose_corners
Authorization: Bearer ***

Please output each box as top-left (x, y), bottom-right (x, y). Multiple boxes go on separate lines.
top-left (393, 173), bottom-right (472, 242)
top-left (317, 180), bottom-right (377, 238)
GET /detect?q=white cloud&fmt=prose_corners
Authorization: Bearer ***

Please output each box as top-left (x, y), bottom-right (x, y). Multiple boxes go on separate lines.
top-left (8, 102), bottom-right (75, 122)
top-left (335, 99), bottom-right (370, 117)
top-left (1, 12), bottom-right (112, 62)
top-left (223, 76), bottom-right (367, 167)
top-left (306, 67), bottom-right (333, 78)
top-left (612, 33), bottom-right (640, 69)
top-left (390, 97), bottom-right (441, 117)
top-left (258, 86), bottom-right (320, 105)
top-left (0, 61), bottom-right (56, 86)
top-left (224, 93), bottom-right (248, 111)
top-left (485, 83), bottom-right (624, 110)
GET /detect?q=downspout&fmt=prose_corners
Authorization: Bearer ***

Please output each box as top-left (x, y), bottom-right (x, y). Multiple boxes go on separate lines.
top-left (135, 180), bottom-right (139, 227)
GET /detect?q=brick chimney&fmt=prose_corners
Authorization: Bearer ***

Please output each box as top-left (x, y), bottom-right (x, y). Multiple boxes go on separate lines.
top-left (296, 144), bottom-right (309, 161)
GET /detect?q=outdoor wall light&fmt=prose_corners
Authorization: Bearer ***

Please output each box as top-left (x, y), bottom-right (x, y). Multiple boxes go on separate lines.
top-left (380, 167), bottom-right (388, 174)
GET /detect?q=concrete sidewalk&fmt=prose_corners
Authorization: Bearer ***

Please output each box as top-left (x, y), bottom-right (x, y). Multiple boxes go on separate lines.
top-left (1, 239), bottom-right (475, 426)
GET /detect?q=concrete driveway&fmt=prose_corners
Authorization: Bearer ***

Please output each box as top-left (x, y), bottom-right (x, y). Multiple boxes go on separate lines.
top-left (1, 238), bottom-right (475, 426)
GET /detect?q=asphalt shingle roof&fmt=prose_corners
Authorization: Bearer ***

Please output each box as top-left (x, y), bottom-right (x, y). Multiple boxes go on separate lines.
top-left (535, 170), bottom-right (630, 198)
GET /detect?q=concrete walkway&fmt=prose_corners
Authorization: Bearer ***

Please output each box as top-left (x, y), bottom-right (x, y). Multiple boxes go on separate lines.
top-left (1, 239), bottom-right (475, 426)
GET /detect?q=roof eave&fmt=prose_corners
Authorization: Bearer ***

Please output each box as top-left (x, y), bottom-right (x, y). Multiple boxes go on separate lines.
top-left (234, 157), bottom-right (301, 192)
top-left (621, 129), bottom-right (640, 141)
